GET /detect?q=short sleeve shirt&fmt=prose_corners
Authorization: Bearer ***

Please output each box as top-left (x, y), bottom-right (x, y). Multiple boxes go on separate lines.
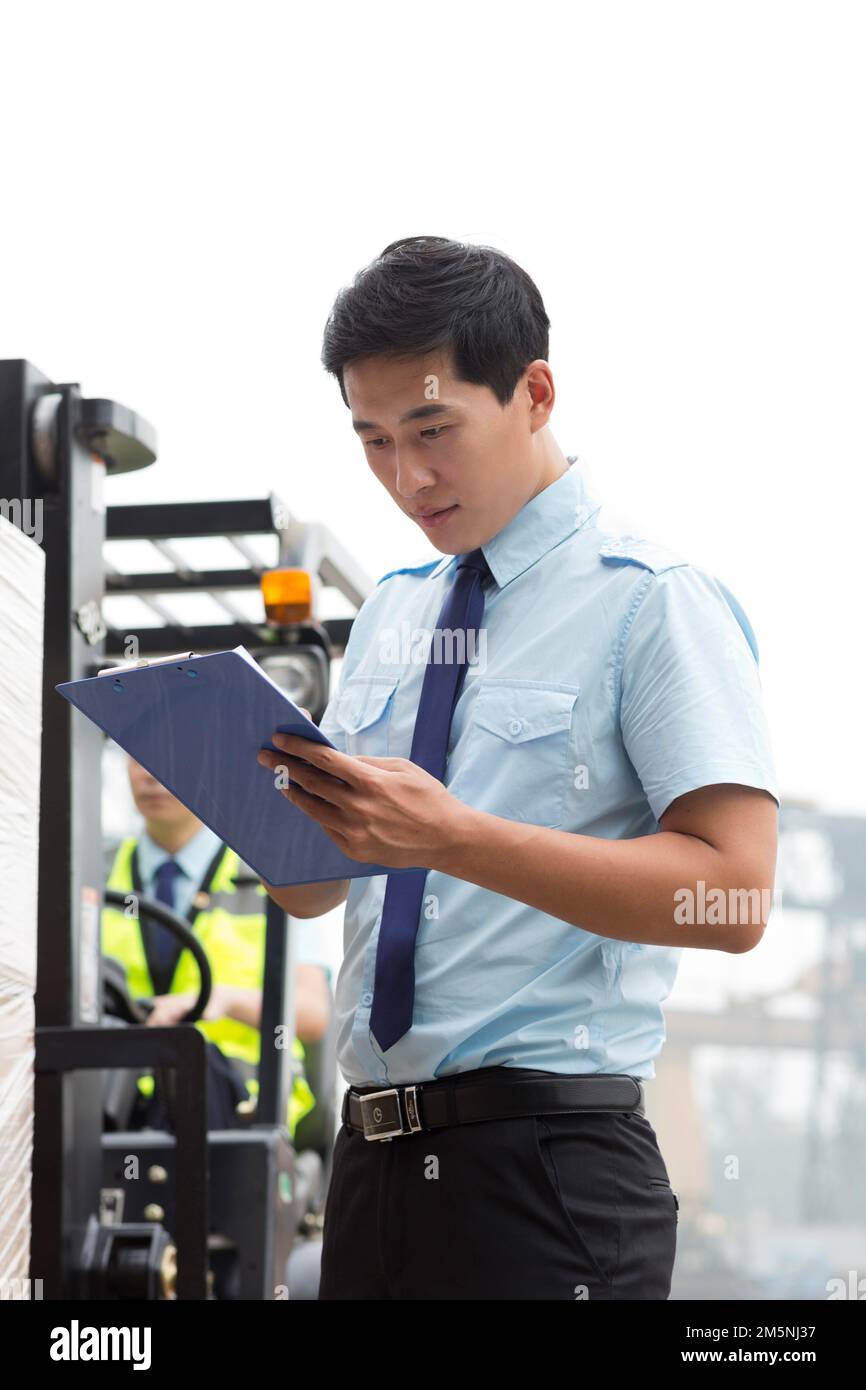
top-left (318, 458), bottom-right (779, 1087)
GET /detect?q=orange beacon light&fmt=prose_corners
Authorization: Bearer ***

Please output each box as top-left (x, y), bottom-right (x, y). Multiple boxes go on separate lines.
top-left (260, 569), bottom-right (313, 625)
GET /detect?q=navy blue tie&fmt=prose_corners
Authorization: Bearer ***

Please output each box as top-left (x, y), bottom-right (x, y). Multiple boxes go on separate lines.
top-left (369, 547), bottom-right (493, 1051)
top-left (152, 858), bottom-right (183, 971)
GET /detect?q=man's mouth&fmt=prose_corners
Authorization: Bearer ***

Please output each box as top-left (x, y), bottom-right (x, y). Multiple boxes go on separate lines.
top-left (413, 504), bottom-right (459, 529)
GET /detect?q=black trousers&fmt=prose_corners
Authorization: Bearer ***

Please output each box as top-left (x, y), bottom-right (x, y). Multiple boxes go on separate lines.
top-left (319, 1071), bottom-right (678, 1300)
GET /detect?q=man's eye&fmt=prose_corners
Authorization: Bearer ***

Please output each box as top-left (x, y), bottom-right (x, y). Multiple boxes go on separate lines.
top-left (364, 427), bottom-right (448, 448)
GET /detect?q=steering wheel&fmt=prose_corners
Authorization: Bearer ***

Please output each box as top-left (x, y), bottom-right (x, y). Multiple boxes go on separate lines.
top-left (103, 888), bottom-right (213, 1024)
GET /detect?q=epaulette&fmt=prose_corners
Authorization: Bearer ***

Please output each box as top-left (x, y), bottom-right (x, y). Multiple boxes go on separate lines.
top-left (598, 535), bottom-right (688, 576)
top-left (600, 536), bottom-right (760, 662)
top-left (376, 558), bottom-right (442, 586)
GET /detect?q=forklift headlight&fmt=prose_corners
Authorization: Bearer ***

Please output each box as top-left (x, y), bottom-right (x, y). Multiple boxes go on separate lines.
top-left (258, 649), bottom-right (328, 715)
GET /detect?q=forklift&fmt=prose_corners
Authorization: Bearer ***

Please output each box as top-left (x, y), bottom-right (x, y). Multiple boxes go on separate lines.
top-left (0, 358), bottom-right (372, 1299)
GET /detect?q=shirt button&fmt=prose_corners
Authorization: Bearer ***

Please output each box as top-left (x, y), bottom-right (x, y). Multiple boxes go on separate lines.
top-left (361, 992), bottom-right (373, 1006)
top-left (508, 719), bottom-right (523, 736)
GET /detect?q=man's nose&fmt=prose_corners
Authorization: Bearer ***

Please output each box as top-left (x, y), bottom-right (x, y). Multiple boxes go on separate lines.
top-left (393, 450), bottom-right (437, 497)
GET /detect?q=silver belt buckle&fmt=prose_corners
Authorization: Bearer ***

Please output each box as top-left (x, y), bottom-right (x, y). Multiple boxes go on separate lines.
top-left (358, 1085), bottom-right (423, 1141)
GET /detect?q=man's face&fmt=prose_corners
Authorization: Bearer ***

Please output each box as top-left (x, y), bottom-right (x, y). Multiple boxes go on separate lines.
top-left (344, 348), bottom-right (554, 553)
top-left (127, 757), bottom-right (198, 829)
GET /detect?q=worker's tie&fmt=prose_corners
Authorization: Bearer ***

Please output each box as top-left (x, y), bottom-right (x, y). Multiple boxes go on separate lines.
top-left (152, 857), bottom-right (183, 971)
top-left (369, 547), bottom-right (493, 1052)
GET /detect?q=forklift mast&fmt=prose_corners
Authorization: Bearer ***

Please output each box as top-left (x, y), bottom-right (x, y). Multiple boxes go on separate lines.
top-left (0, 358), bottom-right (372, 1299)
top-left (101, 493), bottom-right (370, 675)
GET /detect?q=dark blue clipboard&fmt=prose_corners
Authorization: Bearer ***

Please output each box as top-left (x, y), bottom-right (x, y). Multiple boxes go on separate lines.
top-left (56, 645), bottom-right (417, 887)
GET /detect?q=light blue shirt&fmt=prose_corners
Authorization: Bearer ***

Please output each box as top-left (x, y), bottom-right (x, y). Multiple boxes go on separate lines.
top-left (318, 458), bottom-right (779, 1087)
top-left (136, 823), bottom-right (330, 974)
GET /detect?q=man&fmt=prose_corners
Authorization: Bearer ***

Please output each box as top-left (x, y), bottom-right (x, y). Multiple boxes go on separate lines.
top-left (103, 754), bottom-right (331, 1139)
top-left (257, 235), bottom-right (779, 1299)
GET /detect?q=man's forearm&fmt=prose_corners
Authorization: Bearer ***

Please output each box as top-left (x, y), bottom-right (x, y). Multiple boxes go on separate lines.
top-left (226, 986), bottom-right (262, 1029)
top-left (429, 804), bottom-right (769, 953)
top-left (261, 877), bottom-right (349, 918)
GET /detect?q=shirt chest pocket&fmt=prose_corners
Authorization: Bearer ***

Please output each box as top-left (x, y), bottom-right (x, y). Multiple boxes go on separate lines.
top-left (333, 677), bottom-right (399, 756)
top-left (450, 681), bottom-right (581, 829)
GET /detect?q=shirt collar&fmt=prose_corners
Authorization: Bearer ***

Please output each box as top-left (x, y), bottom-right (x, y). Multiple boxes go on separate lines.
top-left (427, 454), bottom-right (602, 590)
top-left (138, 822), bottom-right (223, 885)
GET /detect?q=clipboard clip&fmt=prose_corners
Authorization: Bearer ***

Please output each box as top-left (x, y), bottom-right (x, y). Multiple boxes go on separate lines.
top-left (97, 651), bottom-right (199, 677)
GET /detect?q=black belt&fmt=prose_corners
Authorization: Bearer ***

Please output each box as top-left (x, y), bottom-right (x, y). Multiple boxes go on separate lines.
top-left (341, 1067), bottom-right (645, 1142)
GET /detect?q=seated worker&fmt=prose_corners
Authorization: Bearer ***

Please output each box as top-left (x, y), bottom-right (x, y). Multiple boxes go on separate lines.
top-left (102, 754), bottom-right (332, 1140)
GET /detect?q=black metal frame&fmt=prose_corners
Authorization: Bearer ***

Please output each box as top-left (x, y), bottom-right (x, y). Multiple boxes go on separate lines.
top-left (35, 1026), bottom-right (209, 1299)
top-left (97, 620), bottom-right (348, 664)
top-left (106, 496), bottom-right (284, 542)
top-left (0, 362), bottom-right (133, 1299)
top-left (1, 358), bottom-right (351, 1300)
top-left (102, 496), bottom-right (359, 658)
top-left (257, 890), bottom-right (296, 1130)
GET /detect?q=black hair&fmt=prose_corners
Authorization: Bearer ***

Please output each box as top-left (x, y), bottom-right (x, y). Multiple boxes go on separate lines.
top-left (321, 235), bottom-right (551, 410)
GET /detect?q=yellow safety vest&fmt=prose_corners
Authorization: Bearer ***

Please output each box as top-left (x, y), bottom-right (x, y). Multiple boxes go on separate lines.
top-left (101, 837), bottom-right (315, 1138)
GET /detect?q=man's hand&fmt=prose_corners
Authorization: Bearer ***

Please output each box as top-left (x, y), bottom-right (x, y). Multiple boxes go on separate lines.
top-left (256, 732), bottom-right (470, 869)
top-left (145, 983), bottom-right (239, 1026)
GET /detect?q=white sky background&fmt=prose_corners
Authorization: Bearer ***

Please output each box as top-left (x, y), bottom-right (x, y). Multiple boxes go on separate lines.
top-left (3, 3), bottom-right (864, 1016)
